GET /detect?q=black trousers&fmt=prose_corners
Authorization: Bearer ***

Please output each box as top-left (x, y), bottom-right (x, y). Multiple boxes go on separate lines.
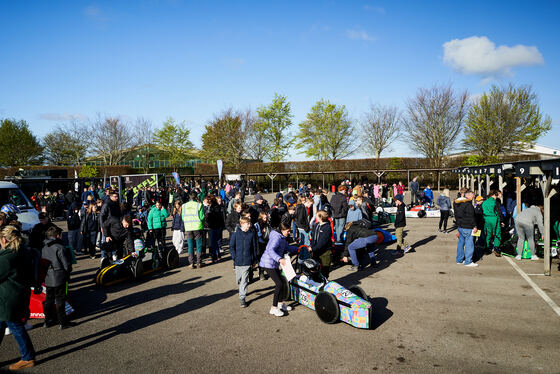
top-left (44, 284), bottom-right (67, 325)
top-left (439, 210), bottom-right (450, 231)
top-left (265, 268), bottom-right (284, 307)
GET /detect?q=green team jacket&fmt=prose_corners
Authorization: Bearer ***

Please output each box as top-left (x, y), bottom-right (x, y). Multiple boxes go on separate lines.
top-left (481, 198), bottom-right (498, 218)
top-left (147, 206), bottom-right (169, 230)
top-left (182, 201), bottom-right (204, 231)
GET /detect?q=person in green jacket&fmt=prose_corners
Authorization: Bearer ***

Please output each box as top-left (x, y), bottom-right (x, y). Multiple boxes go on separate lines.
top-left (182, 193), bottom-right (205, 268)
top-left (147, 201), bottom-right (169, 254)
top-left (0, 225), bottom-right (36, 370)
top-left (482, 190), bottom-right (503, 256)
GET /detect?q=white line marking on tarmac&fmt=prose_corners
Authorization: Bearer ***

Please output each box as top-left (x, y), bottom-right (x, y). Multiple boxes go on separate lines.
top-left (504, 256), bottom-right (560, 317)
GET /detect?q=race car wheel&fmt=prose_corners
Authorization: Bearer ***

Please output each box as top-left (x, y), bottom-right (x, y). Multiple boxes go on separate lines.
top-left (315, 291), bottom-right (339, 324)
top-left (166, 249), bottom-right (179, 269)
top-left (348, 285), bottom-right (368, 300)
top-left (132, 259), bottom-right (143, 280)
top-left (281, 275), bottom-right (291, 301)
top-left (417, 210), bottom-right (426, 218)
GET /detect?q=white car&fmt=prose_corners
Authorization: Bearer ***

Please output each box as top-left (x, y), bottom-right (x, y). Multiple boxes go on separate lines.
top-left (0, 181), bottom-right (40, 231)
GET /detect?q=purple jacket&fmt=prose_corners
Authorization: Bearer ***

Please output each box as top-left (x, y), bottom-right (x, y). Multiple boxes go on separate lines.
top-left (259, 230), bottom-right (298, 269)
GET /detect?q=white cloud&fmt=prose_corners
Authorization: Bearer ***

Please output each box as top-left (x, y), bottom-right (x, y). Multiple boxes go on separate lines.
top-left (363, 5), bottom-right (385, 14)
top-left (39, 113), bottom-right (88, 122)
top-left (346, 29), bottom-right (376, 42)
top-left (443, 36), bottom-right (544, 77)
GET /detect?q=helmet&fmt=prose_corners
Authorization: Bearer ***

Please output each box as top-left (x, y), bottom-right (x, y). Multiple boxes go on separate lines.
top-left (134, 239), bottom-right (145, 252)
top-left (1, 204), bottom-right (20, 215)
top-left (302, 259), bottom-right (324, 283)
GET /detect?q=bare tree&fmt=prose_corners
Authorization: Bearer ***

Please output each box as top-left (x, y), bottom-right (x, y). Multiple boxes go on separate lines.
top-left (43, 120), bottom-right (89, 166)
top-left (89, 115), bottom-right (135, 165)
top-left (135, 117), bottom-right (154, 172)
top-left (403, 85), bottom-right (469, 168)
top-left (361, 104), bottom-right (400, 159)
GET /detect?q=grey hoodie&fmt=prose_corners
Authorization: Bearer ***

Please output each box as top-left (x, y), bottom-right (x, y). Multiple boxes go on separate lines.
top-left (515, 205), bottom-right (544, 234)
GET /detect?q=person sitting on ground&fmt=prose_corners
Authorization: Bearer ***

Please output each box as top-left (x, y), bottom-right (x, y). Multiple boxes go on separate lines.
top-left (514, 204), bottom-right (544, 261)
top-left (229, 217), bottom-right (258, 308)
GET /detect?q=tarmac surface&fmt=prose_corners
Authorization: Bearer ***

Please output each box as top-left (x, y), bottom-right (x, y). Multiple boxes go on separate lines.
top-left (2, 197), bottom-right (560, 373)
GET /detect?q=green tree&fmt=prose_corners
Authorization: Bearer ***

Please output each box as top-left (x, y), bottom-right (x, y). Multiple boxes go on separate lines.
top-left (463, 84), bottom-right (552, 162)
top-left (256, 93), bottom-right (294, 162)
top-left (296, 99), bottom-right (355, 160)
top-left (0, 118), bottom-right (43, 166)
top-left (153, 117), bottom-right (194, 169)
top-left (43, 122), bottom-right (89, 166)
top-left (79, 165), bottom-right (99, 178)
top-left (201, 109), bottom-right (248, 167)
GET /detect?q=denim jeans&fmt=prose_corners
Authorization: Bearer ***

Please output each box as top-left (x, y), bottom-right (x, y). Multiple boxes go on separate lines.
top-left (334, 218), bottom-right (346, 243)
top-left (0, 321), bottom-right (36, 361)
top-left (67, 229), bottom-right (81, 251)
top-left (457, 227), bottom-right (475, 265)
top-left (347, 235), bottom-right (377, 266)
top-left (298, 228), bottom-right (311, 262)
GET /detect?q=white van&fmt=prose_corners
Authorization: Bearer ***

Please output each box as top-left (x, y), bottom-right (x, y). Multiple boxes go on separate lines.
top-left (0, 181), bottom-right (40, 231)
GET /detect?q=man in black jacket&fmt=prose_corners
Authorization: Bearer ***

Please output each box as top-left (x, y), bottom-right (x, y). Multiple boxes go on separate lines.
top-left (330, 185), bottom-right (349, 243)
top-left (453, 190), bottom-right (479, 267)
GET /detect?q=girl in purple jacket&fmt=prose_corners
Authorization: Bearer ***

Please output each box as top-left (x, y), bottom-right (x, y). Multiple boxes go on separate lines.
top-left (259, 222), bottom-right (298, 317)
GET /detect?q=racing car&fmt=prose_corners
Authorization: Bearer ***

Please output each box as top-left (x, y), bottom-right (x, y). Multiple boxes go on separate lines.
top-left (95, 227), bottom-right (179, 286)
top-left (282, 257), bottom-right (373, 329)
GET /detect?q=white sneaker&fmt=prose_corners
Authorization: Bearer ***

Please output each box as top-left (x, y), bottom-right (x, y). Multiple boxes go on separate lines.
top-left (515, 255), bottom-right (522, 260)
top-left (465, 262), bottom-right (479, 267)
top-left (269, 306), bottom-right (285, 317)
top-left (279, 303), bottom-right (292, 312)
top-left (531, 255), bottom-right (540, 261)
top-left (456, 261), bottom-right (464, 265)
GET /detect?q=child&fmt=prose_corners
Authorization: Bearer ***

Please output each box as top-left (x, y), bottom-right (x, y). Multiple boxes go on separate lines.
top-left (171, 201), bottom-right (185, 254)
top-left (41, 226), bottom-right (75, 329)
top-left (310, 210), bottom-right (333, 278)
top-left (392, 195), bottom-right (413, 254)
top-left (229, 217), bottom-right (258, 308)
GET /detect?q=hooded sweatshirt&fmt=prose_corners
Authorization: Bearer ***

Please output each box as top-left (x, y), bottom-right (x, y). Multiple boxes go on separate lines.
top-left (453, 197), bottom-right (477, 229)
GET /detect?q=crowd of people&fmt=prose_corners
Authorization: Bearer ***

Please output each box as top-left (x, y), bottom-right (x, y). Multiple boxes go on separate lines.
top-left (0, 174), bottom-right (551, 370)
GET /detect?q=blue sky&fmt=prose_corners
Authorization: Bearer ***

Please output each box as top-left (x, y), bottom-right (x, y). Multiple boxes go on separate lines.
top-left (1, 0), bottom-right (558, 160)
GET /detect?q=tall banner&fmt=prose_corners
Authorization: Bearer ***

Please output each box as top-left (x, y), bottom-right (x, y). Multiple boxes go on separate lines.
top-left (103, 168), bottom-right (107, 188)
top-left (74, 169), bottom-right (79, 192)
top-left (172, 172), bottom-right (180, 185)
top-left (217, 160), bottom-right (223, 181)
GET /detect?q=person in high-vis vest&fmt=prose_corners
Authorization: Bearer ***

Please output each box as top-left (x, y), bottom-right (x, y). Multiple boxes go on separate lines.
top-left (182, 192), bottom-right (205, 268)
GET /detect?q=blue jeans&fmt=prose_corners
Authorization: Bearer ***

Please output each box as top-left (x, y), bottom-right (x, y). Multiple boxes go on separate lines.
top-left (347, 235), bottom-right (377, 266)
top-left (0, 321), bottom-right (36, 361)
top-left (334, 218), bottom-right (346, 243)
top-left (298, 228), bottom-right (311, 262)
top-left (67, 229), bottom-right (81, 252)
top-left (457, 227), bottom-right (475, 265)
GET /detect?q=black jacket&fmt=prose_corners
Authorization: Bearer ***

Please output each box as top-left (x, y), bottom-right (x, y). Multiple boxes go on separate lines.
top-left (454, 198), bottom-right (477, 229)
top-left (225, 211), bottom-right (240, 233)
top-left (395, 203), bottom-right (406, 228)
top-left (100, 199), bottom-right (121, 230)
top-left (41, 238), bottom-right (72, 287)
top-left (344, 224), bottom-right (377, 257)
top-left (330, 192), bottom-right (348, 219)
top-left (67, 206), bottom-right (81, 231)
top-left (311, 222), bottom-right (332, 258)
top-left (294, 204), bottom-right (311, 232)
top-left (30, 221), bottom-right (56, 251)
top-left (205, 203), bottom-right (225, 229)
top-left (81, 212), bottom-right (99, 234)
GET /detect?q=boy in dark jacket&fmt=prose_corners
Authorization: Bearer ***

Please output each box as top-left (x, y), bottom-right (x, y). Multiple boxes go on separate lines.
top-left (330, 185), bottom-right (349, 243)
top-left (41, 226), bottom-right (75, 329)
top-left (229, 217), bottom-right (258, 308)
top-left (393, 195), bottom-right (413, 254)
